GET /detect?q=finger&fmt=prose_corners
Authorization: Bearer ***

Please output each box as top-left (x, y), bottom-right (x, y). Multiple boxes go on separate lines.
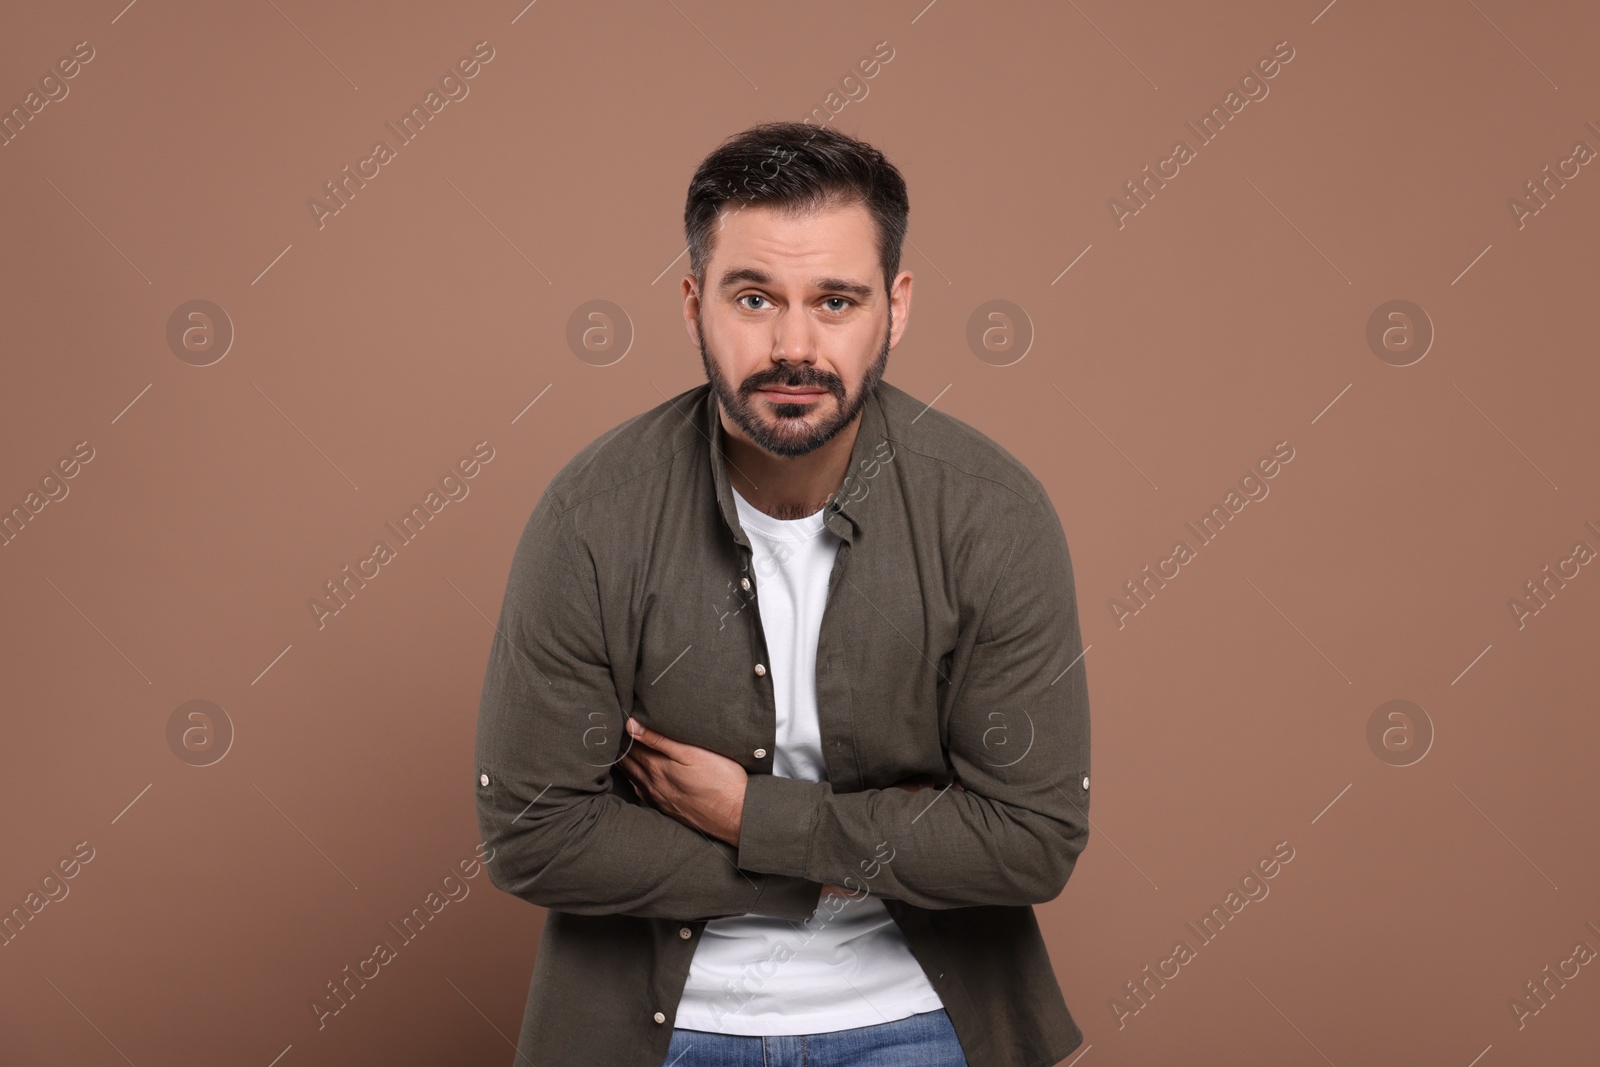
top-left (891, 775), bottom-right (964, 793)
top-left (624, 767), bottom-right (654, 804)
top-left (619, 750), bottom-right (651, 788)
top-left (626, 744), bottom-right (667, 775)
top-left (625, 716), bottom-right (684, 759)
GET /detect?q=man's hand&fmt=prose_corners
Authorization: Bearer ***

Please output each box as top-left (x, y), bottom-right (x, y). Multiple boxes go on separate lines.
top-left (619, 717), bottom-right (748, 847)
top-left (821, 773), bottom-right (964, 898)
top-left (618, 724), bottom-right (964, 894)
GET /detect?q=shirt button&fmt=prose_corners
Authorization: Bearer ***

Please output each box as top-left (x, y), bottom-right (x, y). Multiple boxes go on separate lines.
top-left (1082, 774), bottom-right (1090, 790)
top-left (679, 926), bottom-right (692, 939)
top-left (753, 748), bottom-right (767, 759)
top-left (653, 1011), bottom-right (666, 1024)
top-left (740, 577), bottom-right (751, 591)
top-left (479, 773), bottom-right (489, 787)
top-left (754, 663), bottom-right (766, 676)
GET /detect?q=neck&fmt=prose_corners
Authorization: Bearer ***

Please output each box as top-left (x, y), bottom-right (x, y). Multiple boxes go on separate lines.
top-left (720, 407), bottom-right (863, 520)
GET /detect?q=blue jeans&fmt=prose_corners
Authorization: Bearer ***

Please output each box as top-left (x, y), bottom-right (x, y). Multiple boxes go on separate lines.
top-left (661, 1007), bottom-right (970, 1066)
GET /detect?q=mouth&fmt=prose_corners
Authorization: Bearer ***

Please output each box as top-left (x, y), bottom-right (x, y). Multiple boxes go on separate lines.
top-left (755, 387), bottom-right (830, 401)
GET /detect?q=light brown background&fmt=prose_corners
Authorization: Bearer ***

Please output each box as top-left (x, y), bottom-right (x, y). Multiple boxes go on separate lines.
top-left (2, 1), bottom-right (1597, 1064)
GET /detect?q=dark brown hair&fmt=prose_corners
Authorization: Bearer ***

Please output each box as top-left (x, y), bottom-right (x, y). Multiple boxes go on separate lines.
top-left (684, 121), bottom-right (910, 296)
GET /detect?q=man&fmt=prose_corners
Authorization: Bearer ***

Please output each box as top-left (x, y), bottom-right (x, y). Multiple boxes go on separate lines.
top-left (474, 121), bottom-right (1091, 1067)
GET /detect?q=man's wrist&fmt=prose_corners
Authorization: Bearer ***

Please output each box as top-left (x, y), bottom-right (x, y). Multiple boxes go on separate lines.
top-left (736, 774), bottom-right (829, 878)
top-left (720, 777), bottom-right (747, 848)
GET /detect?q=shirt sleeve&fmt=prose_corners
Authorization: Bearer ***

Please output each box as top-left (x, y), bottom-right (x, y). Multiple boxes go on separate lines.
top-left (474, 485), bottom-right (824, 922)
top-left (735, 490), bottom-right (1091, 910)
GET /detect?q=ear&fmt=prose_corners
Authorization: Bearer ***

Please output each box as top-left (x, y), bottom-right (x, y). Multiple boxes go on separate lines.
top-left (681, 275), bottom-right (704, 347)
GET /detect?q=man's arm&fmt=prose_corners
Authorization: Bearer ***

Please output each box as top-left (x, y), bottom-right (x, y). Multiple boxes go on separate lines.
top-left (473, 485), bottom-right (824, 922)
top-left (735, 491), bottom-right (1091, 910)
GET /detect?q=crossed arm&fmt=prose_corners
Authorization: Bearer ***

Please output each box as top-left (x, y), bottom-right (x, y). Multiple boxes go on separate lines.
top-left (617, 717), bottom-right (960, 898)
top-left (473, 485), bottom-right (1091, 919)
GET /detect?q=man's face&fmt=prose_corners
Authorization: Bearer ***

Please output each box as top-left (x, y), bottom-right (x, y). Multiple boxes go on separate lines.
top-left (684, 199), bottom-right (909, 458)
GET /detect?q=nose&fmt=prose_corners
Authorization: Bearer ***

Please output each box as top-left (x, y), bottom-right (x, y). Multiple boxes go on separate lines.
top-left (770, 311), bottom-right (819, 367)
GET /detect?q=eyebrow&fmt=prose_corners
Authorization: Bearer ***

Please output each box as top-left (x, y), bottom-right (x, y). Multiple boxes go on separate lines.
top-left (716, 267), bottom-right (875, 300)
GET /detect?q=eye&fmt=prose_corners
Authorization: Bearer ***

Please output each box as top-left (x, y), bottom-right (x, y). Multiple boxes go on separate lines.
top-left (822, 297), bottom-right (852, 313)
top-left (738, 294), bottom-right (770, 311)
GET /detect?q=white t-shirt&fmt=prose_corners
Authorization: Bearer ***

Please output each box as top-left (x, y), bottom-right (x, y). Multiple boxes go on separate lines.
top-left (672, 485), bottom-right (946, 1035)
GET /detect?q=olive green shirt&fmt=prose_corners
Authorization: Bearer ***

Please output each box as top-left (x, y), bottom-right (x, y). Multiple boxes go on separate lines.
top-left (473, 378), bottom-right (1092, 1066)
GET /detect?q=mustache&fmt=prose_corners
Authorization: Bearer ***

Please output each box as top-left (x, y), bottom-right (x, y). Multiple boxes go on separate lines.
top-left (742, 369), bottom-right (843, 393)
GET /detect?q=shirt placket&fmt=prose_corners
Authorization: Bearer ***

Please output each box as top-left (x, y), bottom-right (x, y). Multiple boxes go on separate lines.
top-left (739, 538), bottom-right (779, 772)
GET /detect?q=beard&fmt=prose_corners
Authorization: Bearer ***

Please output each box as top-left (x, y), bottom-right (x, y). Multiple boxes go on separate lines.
top-left (698, 307), bottom-right (892, 458)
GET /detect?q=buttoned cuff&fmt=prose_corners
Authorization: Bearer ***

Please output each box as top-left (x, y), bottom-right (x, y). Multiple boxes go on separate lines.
top-left (738, 773), bottom-right (830, 878)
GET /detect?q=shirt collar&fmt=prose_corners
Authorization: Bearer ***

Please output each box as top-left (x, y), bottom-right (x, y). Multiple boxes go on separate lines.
top-left (705, 381), bottom-right (890, 548)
